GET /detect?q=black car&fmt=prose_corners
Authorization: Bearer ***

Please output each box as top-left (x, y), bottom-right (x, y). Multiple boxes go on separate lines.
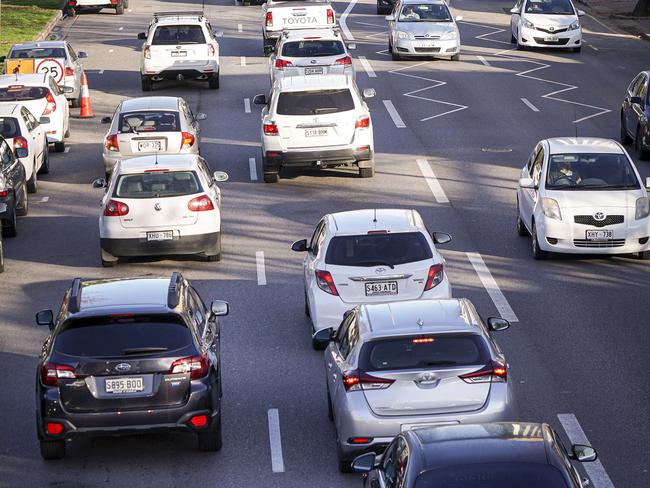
top-left (0, 135), bottom-right (28, 237)
top-left (35, 272), bottom-right (229, 460)
top-left (621, 70), bottom-right (650, 160)
top-left (377, 0), bottom-right (395, 15)
top-left (352, 422), bottom-right (597, 488)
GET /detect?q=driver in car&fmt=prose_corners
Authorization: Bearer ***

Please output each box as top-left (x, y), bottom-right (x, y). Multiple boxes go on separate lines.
top-left (552, 161), bottom-right (582, 184)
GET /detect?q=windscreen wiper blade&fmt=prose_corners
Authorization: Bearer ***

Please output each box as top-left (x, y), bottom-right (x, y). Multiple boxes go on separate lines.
top-left (355, 260), bottom-right (395, 269)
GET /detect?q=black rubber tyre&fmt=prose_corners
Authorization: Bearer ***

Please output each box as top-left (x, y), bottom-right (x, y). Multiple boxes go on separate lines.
top-left (101, 248), bottom-right (117, 267)
top-left (38, 143), bottom-right (50, 174)
top-left (264, 172), bottom-right (280, 183)
top-left (517, 41), bottom-right (526, 51)
top-left (572, 46), bottom-right (581, 53)
top-left (115, 2), bottom-right (125, 15)
top-left (312, 336), bottom-right (326, 351)
top-left (635, 127), bottom-right (649, 160)
top-left (620, 114), bottom-right (632, 145)
top-left (532, 222), bottom-right (548, 260)
top-left (327, 386), bottom-right (334, 421)
top-left (392, 51), bottom-right (401, 61)
top-left (451, 53), bottom-right (460, 61)
top-left (337, 444), bottom-right (353, 473)
top-left (64, 127), bottom-right (70, 138)
top-left (0, 235), bottom-right (4, 273)
top-left (208, 74), bottom-right (220, 89)
top-left (510, 33), bottom-right (517, 43)
top-left (359, 166), bottom-right (374, 178)
top-left (198, 417), bottom-right (223, 452)
top-left (40, 440), bottom-right (65, 460)
top-left (27, 163), bottom-right (38, 194)
top-left (304, 292), bottom-right (310, 317)
top-left (141, 77), bottom-right (152, 92)
top-left (16, 182), bottom-right (28, 216)
top-left (54, 141), bottom-right (65, 153)
top-left (2, 201), bottom-right (17, 238)
top-left (388, 41), bottom-right (393, 54)
top-left (71, 95), bottom-right (81, 108)
top-left (516, 199), bottom-right (528, 236)
top-left (204, 234), bottom-right (222, 262)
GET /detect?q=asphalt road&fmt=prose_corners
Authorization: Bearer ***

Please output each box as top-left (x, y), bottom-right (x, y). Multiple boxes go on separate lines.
top-left (0, 0), bottom-right (649, 487)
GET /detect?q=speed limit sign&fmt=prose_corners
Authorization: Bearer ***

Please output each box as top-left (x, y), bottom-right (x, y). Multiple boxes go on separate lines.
top-left (35, 58), bottom-right (65, 84)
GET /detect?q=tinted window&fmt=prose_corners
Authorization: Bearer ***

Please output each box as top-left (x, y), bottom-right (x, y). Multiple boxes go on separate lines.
top-left (282, 40), bottom-right (345, 57)
top-left (0, 117), bottom-right (21, 138)
top-left (359, 335), bottom-right (489, 371)
top-left (152, 25), bottom-right (206, 45)
top-left (119, 111), bottom-right (179, 133)
top-left (276, 89), bottom-right (355, 115)
top-left (54, 315), bottom-right (193, 357)
top-left (525, 0), bottom-right (574, 14)
top-left (115, 171), bottom-right (201, 199)
top-left (399, 4), bottom-right (452, 22)
top-left (545, 153), bottom-right (640, 190)
top-left (9, 47), bottom-right (67, 59)
top-left (325, 232), bottom-right (433, 267)
top-left (0, 86), bottom-right (48, 101)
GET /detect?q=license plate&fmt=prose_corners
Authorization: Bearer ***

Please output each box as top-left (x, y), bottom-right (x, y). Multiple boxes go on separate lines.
top-left (305, 67), bottom-right (324, 75)
top-left (105, 377), bottom-right (144, 394)
top-left (147, 230), bottom-right (173, 241)
top-left (305, 128), bottom-right (328, 137)
top-left (545, 36), bottom-right (559, 42)
top-left (138, 140), bottom-right (163, 151)
top-left (365, 281), bottom-right (398, 296)
top-left (586, 229), bottom-right (612, 240)
top-left (415, 42), bottom-right (436, 47)
top-left (171, 51), bottom-right (187, 57)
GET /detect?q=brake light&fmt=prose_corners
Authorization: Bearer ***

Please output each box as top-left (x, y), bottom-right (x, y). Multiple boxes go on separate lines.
top-left (355, 116), bottom-right (370, 129)
top-left (103, 199), bottom-right (129, 217)
top-left (42, 92), bottom-right (56, 116)
top-left (144, 45), bottom-right (151, 59)
top-left (274, 58), bottom-right (293, 69)
top-left (208, 43), bottom-right (216, 57)
top-left (412, 337), bottom-right (435, 344)
top-left (263, 122), bottom-right (279, 135)
top-left (181, 131), bottom-right (195, 148)
top-left (169, 354), bottom-right (209, 380)
top-left (424, 263), bottom-right (444, 291)
top-left (190, 414), bottom-right (208, 428)
top-left (188, 194), bottom-right (215, 212)
top-left (0, 191), bottom-right (7, 197)
top-left (335, 55), bottom-right (352, 66)
top-left (41, 363), bottom-right (76, 386)
top-left (327, 8), bottom-right (335, 24)
top-left (460, 361), bottom-right (507, 383)
top-left (266, 12), bottom-right (273, 27)
top-left (46, 422), bottom-right (64, 435)
top-left (104, 134), bottom-right (119, 152)
top-left (315, 270), bottom-right (338, 296)
top-left (342, 369), bottom-right (394, 392)
top-left (65, 67), bottom-right (74, 77)
top-left (13, 136), bottom-right (28, 153)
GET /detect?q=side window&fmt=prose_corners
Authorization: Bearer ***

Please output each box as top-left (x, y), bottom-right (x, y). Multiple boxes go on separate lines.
top-left (26, 109), bottom-right (39, 128)
top-left (21, 109), bottom-right (34, 131)
top-left (532, 146), bottom-right (544, 186)
top-left (629, 74), bottom-right (644, 95)
top-left (67, 45), bottom-right (77, 61)
top-left (549, 429), bottom-right (581, 486)
top-left (198, 159), bottom-right (214, 187)
top-left (309, 220), bottom-right (325, 255)
top-left (639, 79), bottom-right (648, 104)
top-left (526, 148), bottom-right (537, 175)
top-left (187, 287), bottom-right (207, 336)
top-left (335, 311), bottom-right (355, 356)
top-left (339, 316), bottom-right (359, 359)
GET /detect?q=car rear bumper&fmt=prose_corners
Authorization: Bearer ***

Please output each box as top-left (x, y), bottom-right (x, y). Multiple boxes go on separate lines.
top-left (101, 231), bottom-right (219, 257)
top-left (263, 147), bottom-right (373, 170)
top-left (142, 62), bottom-right (219, 79)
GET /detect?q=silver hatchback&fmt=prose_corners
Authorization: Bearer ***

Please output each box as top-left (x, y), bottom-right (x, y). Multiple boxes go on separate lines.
top-left (313, 298), bottom-right (517, 472)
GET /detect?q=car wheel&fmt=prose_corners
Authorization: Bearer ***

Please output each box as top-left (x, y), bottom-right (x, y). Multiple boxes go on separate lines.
top-left (517, 42), bottom-right (526, 51)
top-left (304, 291), bottom-right (310, 317)
top-left (359, 165), bottom-right (374, 178)
top-left (620, 114), bottom-right (632, 145)
top-left (71, 94), bottom-right (81, 108)
top-left (16, 182), bottom-right (28, 216)
top-left (27, 162), bottom-right (38, 194)
top-left (39, 143), bottom-right (50, 174)
top-left (392, 51), bottom-right (401, 61)
top-left (0, 236), bottom-right (4, 273)
top-left (337, 444), bottom-right (353, 473)
top-left (635, 126), bottom-right (649, 160)
top-left (54, 141), bottom-right (65, 153)
top-left (197, 416), bottom-right (223, 452)
top-left (451, 53), bottom-right (460, 61)
top-left (115, 1), bottom-right (125, 14)
top-left (208, 74), bottom-right (220, 89)
top-left (141, 76), bottom-right (152, 92)
top-left (388, 40), bottom-right (393, 54)
top-left (510, 32), bottom-right (516, 43)
top-left (263, 172), bottom-right (280, 183)
top-left (243, 0), bottom-right (251, 5)
top-left (204, 234), bottom-right (222, 262)
top-left (532, 222), bottom-right (548, 260)
top-left (516, 199), bottom-right (528, 236)
top-left (2, 201), bottom-right (17, 237)
top-left (40, 440), bottom-right (65, 460)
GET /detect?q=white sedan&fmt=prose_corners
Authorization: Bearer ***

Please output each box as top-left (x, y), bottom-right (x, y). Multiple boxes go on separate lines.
top-left (510, 0), bottom-right (584, 52)
top-left (516, 137), bottom-right (650, 259)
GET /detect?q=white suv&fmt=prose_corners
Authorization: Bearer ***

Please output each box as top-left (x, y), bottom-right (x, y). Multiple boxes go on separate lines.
top-left (254, 74), bottom-right (375, 183)
top-left (138, 11), bottom-right (221, 91)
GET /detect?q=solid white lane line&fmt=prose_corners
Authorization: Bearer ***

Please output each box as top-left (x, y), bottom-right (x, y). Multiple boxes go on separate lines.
top-left (244, 98), bottom-right (251, 113)
top-left (98, 69), bottom-right (104, 74)
top-left (589, 44), bottom-right (599, 51)
top-left (477, 55), bottom-right (490, 67)
top-left (267, 409), bottom-right (285, 473)
top-left (256, 251), bottom-right (267, 286)
top-left (416, 159), bottom-right (449, 204)
top-left (108, 49), bottom-right (114, 53)
top-left (466, 252), bottom-right (518, 322)
top-left (557, 414), bottom-right (615, 488)
top-left (38, 196), bottom-right (50, 203)
top-left (340, 0), bottom-right (358, 40)
top-left (238, 23), bottom-right (243, 33)
top-left (520, 97), bottom-right (540, 112)
top-left (240, 56), bottom-right (246, 67)
top-left (358, 56), bottom-right (376, 78)
top-left (64, 146), bottom-right (70, 153)
top-left (249, 157), bottom-right (258, 181)
top-left (383, 100), bottom-right (406, 128)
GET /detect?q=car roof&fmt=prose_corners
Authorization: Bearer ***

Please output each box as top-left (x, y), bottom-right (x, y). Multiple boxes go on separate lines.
top-left (276, 74), bottom-right (353, 92)
top-left (9, 41), bottom-right (66, 50)
top-left (283, 28), bottom-right (342, 40)
top-left (327, 208), bottom-right (423, 235)
top-left (0, 73), bottom-right (49, 86)
top-left (77, 277), bottom-right (171, 312)
top-left (0, 104), bottom-right (20, 116)
top-left (544, 137), bottom-right (624, 155)
top-left (120, 96), bottom-right (180, 112)
top-left (117, 154), bottom-right (199, 174)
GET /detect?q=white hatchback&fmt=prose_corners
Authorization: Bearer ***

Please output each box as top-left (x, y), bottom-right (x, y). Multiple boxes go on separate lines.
top-left (516, 137), bottom-right (650, 259)
top-left (510, 0), bottom-right (584, 52)
top-left (93, 154), bottom-right (228, 267)
top-left (291, 208), bottom-right (452, 348)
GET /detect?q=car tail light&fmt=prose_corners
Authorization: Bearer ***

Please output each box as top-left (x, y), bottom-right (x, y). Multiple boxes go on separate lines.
top-left (274, 58), bottom-right (293, 69)
top-left (188, 194), bottom-right (215, 212)
top-left (315, 270), bottom-right (338, 296)
top-left (65, 67), bottom-right (74, 77)
top-left (46, 422), bottom-right (64, 435)
top-left (103, 199), bottom-right (129, 217)
top-left (104, 134), bottom-right (119, 152)
top-left (355, 116), bottom-right (370, 129)
top-left (335, 55), bottom-right (352, 66)
top-left (41, 363), bottom-right (76, 386)
top-left (349, 437), bottom-right (373, 444)
top-left (181, 131), bottom-right (195, 148)
top-left (190, 414), bottom-right (208, 428)
top-left (68, 0), bottom-right (76, 6)
top-left (13, 136), bottom-right (28, 153)
top-left (42, 91), bottom-right (57, 116)
top-left (424, 263), bottom-right (444, 291)
top-left (263, 122), bottom-right (279, 135)
top-left (327, 8), bottom-right (335, 24)
top-left (460, 361), bottom-right (507, 384)
top-left (169, 354), bottom-right (209, 380)
top-left (0, 191), bottom-right (7, 197)
top-left (342, 369), bottom-right (394, 391)
top-left (265, 12), bottom-right (273, 27)
top-left (208, 43), bottom-right (216, 57)
top-left (144, 45), bottom-right (151, 59)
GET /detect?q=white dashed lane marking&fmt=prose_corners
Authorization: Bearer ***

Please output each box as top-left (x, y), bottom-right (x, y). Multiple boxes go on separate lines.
top-left (64, 147), bottom-right (70, 153)
top-left (240, 56), bottom-right (246, 67)
top-left (466, 252), bottom-right (518, 322)
top-left (256, 251), bottom-right (267, 286)
top-left (416, 159), bottom-right (449, 204)
top-left (244, 98), bottom-right (251, 113)
top-left (521, 97), bottom-right (540, 112)
top-left (358, 56), bottom-right (376, 78)
top-left (238, 24), bottom-right (243, 33)
top-left (383, 100), bottom-right (406, 128)
top-left (249, 157), bottom-right (258, 181)
top-left (267, 409), bottom-right (285, 473)
top-left (477, 55), bottom-right (490, 67)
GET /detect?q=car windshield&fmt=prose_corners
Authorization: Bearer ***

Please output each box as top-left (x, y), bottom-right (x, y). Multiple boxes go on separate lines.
top-left (115, 171), bottom-right (201, 199)
top-left (0, 118), bottom-right (21, 138)
top-left (398, 4), bottom-right (453, 22)
top-left (276, 89), bottom-right (355, 115)
top-left (325, 232), bottom-right (433, 267)
top-left (118, 111), bottom-right (180, 133)
top-left (359, 335), bottom-right (489, 371)
top-left (414, 463), bottom-right (570, 488)
top-left (0, 86), bottom-right (48, 101)
top-left (282, 40), bottom-right (345, 57)
top-left (152, 25), bottom-right (206, 45)
top-left (545, 153), bottom-right (640, 190)
top-left (9, 47), bottom-right (66, 59)
top-left (525, 0), bottom-right (574, 15)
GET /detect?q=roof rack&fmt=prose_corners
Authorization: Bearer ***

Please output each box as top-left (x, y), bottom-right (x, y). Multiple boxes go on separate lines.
top-left (153, 11), bottom-right (204, 21)
top-left (68, 278), bottom-right (82, 314)
top-left (167, 272), bottom-right (183, 309)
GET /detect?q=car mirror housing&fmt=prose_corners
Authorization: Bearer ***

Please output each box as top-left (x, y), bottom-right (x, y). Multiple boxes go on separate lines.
top-left (487, 317), bottom-right (510, 332)
top-left (347, 43), bottom-right (357, 50)
top-left (36, 310), bottom-right (54, 329)
top-left (362, 88), bottom-right (376, 99)
top-left (137, 32), bottom-right (147, 40)
top-left (645, 176), bottom-right (650, 190)
top-left (78, 51), bottom-right (88, 58)
top-left (432, 231), bottom-right (452, 245)
top-left (196, 112), bottom-right (207, 121)
top-left (15, 148), bottom-right (28, 159)
top-left (291, 239), bottom-right (308, 252)
top-left (253, 94), bottom-right (268, 105)
top-left (519, 177), bottom-right (536, 189)
top-left (214, 30), bottom-right (224, 38)
top-left (92, 178), bottom-right (107, 189)
top-left (455, 15), bottom-right (464, 21)
top-left (352, 452), bottom-right (376, 473)
top-left (312, 327), bottom-right (334, 348)
top-left (213, 171), bottom-right (229, 182)
top-left (577, 9), bottom-right (586, 17)
top-left (510, 7), bottom-right (519, 14)
top-left (210, 300), bottom-right (229, 317)
top-left (572, 444), bottom-right (597, 462)
top-left (39, 116), bottom-right (50, 125)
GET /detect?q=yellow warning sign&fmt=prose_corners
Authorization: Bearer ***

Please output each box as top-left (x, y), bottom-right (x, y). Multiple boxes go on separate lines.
top-left (5, 59), bottom-right (35, 75)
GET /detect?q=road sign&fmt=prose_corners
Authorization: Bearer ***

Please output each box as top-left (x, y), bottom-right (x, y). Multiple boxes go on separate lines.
top-left (35, 58), bottom-right (65, 83)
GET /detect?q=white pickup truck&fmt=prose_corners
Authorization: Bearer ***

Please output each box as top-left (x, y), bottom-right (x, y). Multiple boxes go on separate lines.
top-left (262, 0), bottom-right (336, 55)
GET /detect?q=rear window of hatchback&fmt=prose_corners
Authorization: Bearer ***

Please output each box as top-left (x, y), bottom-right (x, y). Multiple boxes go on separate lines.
top-left (0, 86), bottom-right (48, 101)
top-left (325, 232), bottom-right (433, 267)
top-left (282, 40), bottom-right (345, 57)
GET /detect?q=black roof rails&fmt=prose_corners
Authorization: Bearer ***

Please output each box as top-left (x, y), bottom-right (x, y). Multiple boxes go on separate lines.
top-left (167, 272), bottom-right (183, 309)
top-left (68, 278), bottom-right (82, 314)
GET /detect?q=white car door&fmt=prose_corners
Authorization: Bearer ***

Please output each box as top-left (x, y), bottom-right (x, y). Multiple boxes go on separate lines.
top-left (305, 219), bottom-right (326, 302)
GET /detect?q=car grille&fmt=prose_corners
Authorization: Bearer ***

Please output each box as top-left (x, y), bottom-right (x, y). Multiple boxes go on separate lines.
top-left (536, 26), bottom-right (568, 34)
top-left (573, 239), bottom-right (626, 248)
top-left (533, 37), bottom-right (570, 45)
top-left (414, 47), bottom-right (441, 53)
top-left (574, 215), bottom-right (624, 227)
top-left (414, 35), bottom-right (440, 39)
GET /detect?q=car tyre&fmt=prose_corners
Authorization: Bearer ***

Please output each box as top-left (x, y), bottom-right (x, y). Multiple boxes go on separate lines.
top-left (39, 143), bottom-right (50, 174)
top-left (263, 172), bottom-right (280, 183)
top-left (304, 292), bottom-right (310, 317)
top-left (620, 114), bottom-right (632, 145)
top-left (635, 126), bottom-right (649, 160)
top-left (116, 1), bottom-right (125, 15)
top-left (517, 42), bottom-right (526, 51)
top-left (54, 141), bottom-right (65, 153)
top-left (71, 95), bottom-right (81, 108)
top-left (208, 74), bottom-right (220, 89)
top-left (16, 183), bottom-right (28, 216)
top-left (198, 417), bottom-right (223, 452)
top-left (204, 234), bottom-right (222, 262)
top-left (141, 76), bottom-right (153, 92)
top-left (27, 163), bottom-right (38, 194)
top-left (388, 40), bottom-right (393, 53)
top-left (532, 222), bottom-right (548, 260)
top-left (516, 200), bottom-right (528, 236)
top-left (40, 440), bottom-right (65, 460)
top-left (572, 46), bottom-right (581, 53)
top-left (0, 234), bottom-right (4, 273)
top-left (359, 165), bottom-right (374, 178)
top-left (337, 444), bottom-right (353, 473)
top-left (326, 385), bottom-right (334, 421)
top-left (2, 201), bottom-right (17, 238)
top-left (64, 127), bottom-right (70, 138)
top-left (101, 248), bottom-right (118, 267)
top-left (510, 32), bottom-right (516, 43)
top-left (392, 51), bottom-right (401, 61)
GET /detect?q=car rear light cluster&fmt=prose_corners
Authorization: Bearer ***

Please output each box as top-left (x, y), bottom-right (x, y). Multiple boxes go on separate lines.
top-left (263, 122), bottom-right (279, 135)
top-left (327, 8), bottom-right (335, 24)
top-left (41, 363), bottom-right (76, 386)
top-left (104, 134), bottom-right (119, 152)
top-left (342, 369), bottom-right (394, 391)
top-left (335, 56), bottom-right (352, 66)
top-left (187, 194), bottom-right (214, 212)
top-left (208, 43), bottom-right (216, 57)
top-left (0, 191), bottom-right (7, 197)
top-left (103, 199), bottom-right (129, 217)
top-left (355, 116), bottom-right (370, 129)
top-left (65, 67), bottom-right (74, 77)
top-left (42, 91), bottom-right (57, 116)
top-left (144, 45), bottom-right (151, 59)
top-left (181, 132), bottom-right (195, 149)
top-left (169, 354), bottom-right (209, 380)
top-left (274, 58), bottom-right (293, 69)
top-left (315, 270), bottom-right (338, 296)
top-left (46, 422), bottom-right (64, 435)
top-left (13, 136), bottom-right (28, 154)
top-left (460, 361), bottom-right (507, 384)
top-left (424, 263), bottom-right (444, 291)
top-left (265, 12), bottom-right (273, 27)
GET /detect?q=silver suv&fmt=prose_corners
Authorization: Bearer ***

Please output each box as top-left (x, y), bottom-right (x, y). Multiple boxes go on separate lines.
top-left (313, 298), bottom-right (516, 472)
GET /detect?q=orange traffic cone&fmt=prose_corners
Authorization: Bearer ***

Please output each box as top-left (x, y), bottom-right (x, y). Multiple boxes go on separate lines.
top-left (79, 72), bottom-right (94, 118)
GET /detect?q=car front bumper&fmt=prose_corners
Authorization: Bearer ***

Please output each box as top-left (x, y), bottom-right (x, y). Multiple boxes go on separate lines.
top-left (519, 26), bottom-right (581, 48)
top-left (100, 231), bottom-right (220, 257)
top-left (394, 38), bottom-right (459, 57)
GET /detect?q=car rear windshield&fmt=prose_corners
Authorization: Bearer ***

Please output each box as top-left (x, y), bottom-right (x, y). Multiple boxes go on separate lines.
top-left (525, 0), bottom-right (574, 15)
top-left (119, 111), bottom-right (180, 133)
top-left (359, 335), bottom-right (489, 371)
top-left (9, 47), bottom-right (66, 58)
top-left (0, 86), bottom-right (48, 101)
top-left (54, 315), bottom-right (194, 358)
top-left (115, 171), bottom-right (201, 198)
top-left (415, 463), bottom-right (570, 488)
top-left (282, 40), bottom-right (345, 57)
top-left (545, 153), bottom-right (640, 190)
top-left (152, 25), bottom-right (206, 45)
top-left (277, 89), bottom-right (355, 115)
top-left (325, 232), bottom-right (433, 267)
top-left (0, 117), bottom-right (21, 138)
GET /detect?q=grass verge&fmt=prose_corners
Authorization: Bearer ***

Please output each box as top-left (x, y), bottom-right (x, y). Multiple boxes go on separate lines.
top-left (0, 1), bottom-right (62, 57)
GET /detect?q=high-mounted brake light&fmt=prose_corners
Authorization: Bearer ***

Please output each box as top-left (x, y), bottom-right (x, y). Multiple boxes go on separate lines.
top-left (103, 199), bottom-right (129, 217)
top-left (104, 134), bottom-right (119, 152)
top-left (460, 361), bottom-right (507, 383)
top-left (41, 363), bottom-right (76, 386)
top-left (263, 123), bottom-right (279, 135)
top-left (188, 194), bottom-right (215, 212)
top-left (342, 369), bottom-right (394, 391)
top-left (355, 116), bottom-right (370, 129)
top-left (274, 58), bottom-right (293, 69)
top-left (169, 354), bottom-right (209, 380)
top-left (315, 270), bottom-right (338, 296)
top-left (424, 263), bottom-right (444, 291)
top-left (143, 168), bottom-right (169, 173)
top-left (42, 91), bottom-right (57, 116)
top-left (265, 12), bottom-right (273, 27)
top-left (327, 8), bottom-right (335, 24)
top-left (367, 229), bottom-right (386, 234)
top-left (181, 132), bottom-right (195, 148)
top-left (412, 337), bottom-right (435, 344)
top-left (335, 55), bottom-right (352, 66)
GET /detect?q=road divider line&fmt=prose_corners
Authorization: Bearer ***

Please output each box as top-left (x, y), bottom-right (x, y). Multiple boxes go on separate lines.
top-left (238, 23), bottom-right (243, 33)
top-left (557, 414), bottom-right (615, 488)
top-left (358, 56), bottom-right (376, 78)
top-left (268, 409), bottom-right (285, 473)
top-left (98, 69), bottom-right (104, 74)
top-left (383, 100), bottom-right (406, 128)
top-left (520, 97), bottom-right (540, 112)
top-left (64, 146), bottom-right (70, 153)
top-left (477, 55), bottom-right (490, 67)
top-left (416, 159), bottom-right (449, 204)
top-left (340, 0), bottom-right (358, 40)
top-left (256, 251), bottom-right (267, 286)
top-left (249, 157), bottom-right (258, 181)
top-left (589, 44), bottom-right (599, 51)
top-left (244, 98), bottom-right (251, 113)
top-left (466, 252), bottom-right (518, 322)
top-left (240, 56), bottom-right (246, 67)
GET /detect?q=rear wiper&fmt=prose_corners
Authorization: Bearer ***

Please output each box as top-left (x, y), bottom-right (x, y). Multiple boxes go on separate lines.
top-left (355, 260), bottom-right (395, 269)
top-left (121, 347), bottom-right (168, 355)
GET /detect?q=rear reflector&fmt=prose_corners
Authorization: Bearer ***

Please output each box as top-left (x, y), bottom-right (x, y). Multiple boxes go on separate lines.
top-left (46, 422), bottom-right (64, 436)
top-left (190, 415), bottom-right (208, 428)
top-left (349, 437), bottom-right (373, 444)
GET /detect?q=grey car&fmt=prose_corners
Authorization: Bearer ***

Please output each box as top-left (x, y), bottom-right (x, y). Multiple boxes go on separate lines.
top-left (313, 298), bottom-right (516, 472)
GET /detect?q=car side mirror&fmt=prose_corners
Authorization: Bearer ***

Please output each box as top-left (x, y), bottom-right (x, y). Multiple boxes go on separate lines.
top-left (214, 30), bottom-right (224, 38)
top-left (487, 317), bottom-right (510, 332)
top-left (572, 445), bottom-right (597, 462)
top-left (519, 177), bottom-right (536, 189)
top-left (347, 43), bottom-right (357, 50)
top-left (78, 51), bottom-right (88, 58)
top-left (39, 116), bottom-right (50, 125)
top-left (62, 86), bottom-right (74, 94)
top-left (291, 239), bottom-right (308, 252)
top-left (101, 116), bottom-right (112, 124)
top-left (92, 177), bottom-right (107, 189)
top-left (210, 300), bottom-right (229, 317)
top-left (15, 148), bottom-right (28, 159)
top-left (196, 112), bottom-right (207, 121)
top-left (432, 232), bottom-right (452, 245)
top-left (385, 15), bottom-right (395, 21)
top-left (510, 7), bottom-right (520, 14)
top-left (455, 15), bottom-right (464, 21)
top-left (352, 452), bottom-right (376, 473)
top-left (253, 94), bottom-right (268, 105)
top-left (362, 88), bottom-right (376, 99)
top-left (577, 9), bottom-right (586, 17)
top-left (36, 310), bottom-right (54, 329)
top-left (137, 32), bottom-right (147, 40)
top-left (312, 327), bottom-right (334, 348)
top-left (213, 171), bottom-right (229, 182)
top-left (264, 44), bottom-right (275, 55)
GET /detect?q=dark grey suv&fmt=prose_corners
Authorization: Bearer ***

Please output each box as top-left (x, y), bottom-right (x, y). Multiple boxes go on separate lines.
top-left (35, 272), bottom-right (229, 460)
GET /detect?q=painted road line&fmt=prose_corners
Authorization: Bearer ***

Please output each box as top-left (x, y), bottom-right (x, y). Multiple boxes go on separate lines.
top-left (477, 55), bottom-right (490, 67)
top-left (244, 98), bottom-right (251, 113)
top-left (118, 27), bottom-right (123, 31)
top-left (466, 252), bottom-right (518, 322)
top-left (256, 251), bottom-right (267, 286)
top-left (249, 157), bottom-right (258, 181)
top-left (35, 196), bottom-right (50, 203)
top-left (98, 69), bottom-right (104, 74)
top-left (416, 159), bottom-right (449, 204)
top-left (268, 409), bottom-right (285, 473)
top-left (589, 44), bottom-right (599, 51)
top-left (521, 97), bottom-right (540, 112)
top-left (238, 23), bottom-right (243, 33)
top-left (240, 56), bottom-right (246, 67)
top-left (64, 146), bottom-right (70, 153)
top-left (557, 414), bottom-right (615, 488)
top-left (383, 100), bottom-right (406, 128)
top-left (108, 49), bottom-right (114, 53)
top-left (358, 56), bottom-right (376, 78)
top-left (340, 0), bottom-right (358, 40)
